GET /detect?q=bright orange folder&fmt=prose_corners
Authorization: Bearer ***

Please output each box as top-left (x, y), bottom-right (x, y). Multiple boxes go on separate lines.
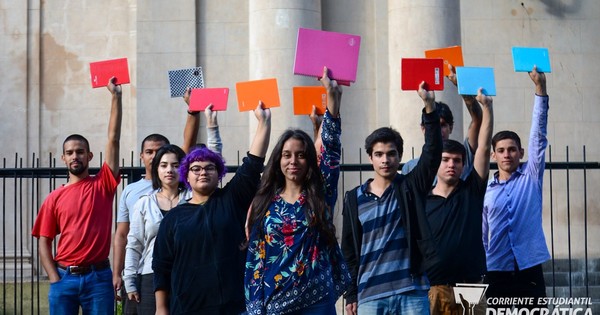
top-left (235, 78), bottom-right (281, 112)
top-left (292, 86), bottom-right (327, 115)
top-left (424, 46), bottom-right (464, 76)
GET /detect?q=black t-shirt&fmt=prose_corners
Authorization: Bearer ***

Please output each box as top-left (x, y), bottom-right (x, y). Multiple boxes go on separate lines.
top-left (425, 171), bottom-right (487, 285)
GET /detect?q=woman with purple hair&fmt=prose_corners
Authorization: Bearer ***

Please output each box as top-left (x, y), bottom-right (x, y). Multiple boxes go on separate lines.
top-left (152, 104), bottom-right (271, 315)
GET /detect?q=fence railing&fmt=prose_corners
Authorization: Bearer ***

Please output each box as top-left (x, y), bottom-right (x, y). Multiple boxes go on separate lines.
top-left (1, 146), bottom-right (599, 314)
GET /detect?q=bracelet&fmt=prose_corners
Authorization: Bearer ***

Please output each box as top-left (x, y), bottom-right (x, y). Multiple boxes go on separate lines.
top-left (187, 110), bottom-right (200, 116)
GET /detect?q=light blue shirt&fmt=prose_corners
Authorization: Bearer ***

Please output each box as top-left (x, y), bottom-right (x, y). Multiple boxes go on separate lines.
top-left (117, 178), bottom-right (153, 223)
top-left (482, 94), bottom-right (551, 271)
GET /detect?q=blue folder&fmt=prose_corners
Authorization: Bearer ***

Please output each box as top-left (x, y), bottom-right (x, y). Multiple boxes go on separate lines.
top-left (512, 47), bottom-right (552, 73)
top-left (456, 67), bottom-right (496, 96)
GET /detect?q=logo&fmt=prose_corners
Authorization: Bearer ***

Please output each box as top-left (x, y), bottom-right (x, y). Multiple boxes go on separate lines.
top-left (452, 283), bottom-right (489, 314)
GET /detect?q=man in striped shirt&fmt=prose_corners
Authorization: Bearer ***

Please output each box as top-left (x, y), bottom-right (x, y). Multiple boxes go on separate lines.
top-left (341, 82), bottom-right (443, 315)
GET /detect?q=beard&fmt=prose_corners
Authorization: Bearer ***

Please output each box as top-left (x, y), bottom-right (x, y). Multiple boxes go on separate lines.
top-left (68, 162), bottom-right (87, 175)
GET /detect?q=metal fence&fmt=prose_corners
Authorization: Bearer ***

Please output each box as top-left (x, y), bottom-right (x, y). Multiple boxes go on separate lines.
top-left (1, 146), bottom-right (599, 314)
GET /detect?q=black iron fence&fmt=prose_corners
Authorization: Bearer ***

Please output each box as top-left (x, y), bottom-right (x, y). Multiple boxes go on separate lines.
top-left (1, 146), bottom-right (599, 314)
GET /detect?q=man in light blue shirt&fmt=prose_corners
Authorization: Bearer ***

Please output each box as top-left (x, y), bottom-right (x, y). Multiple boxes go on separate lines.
top-left (483, 66), bottom-right (550, 310)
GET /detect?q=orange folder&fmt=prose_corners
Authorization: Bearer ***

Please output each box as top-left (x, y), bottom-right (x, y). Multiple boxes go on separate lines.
top-left (424, 46), bottom-right (464, 77)
top-left (235, 78), bottom-right (280, 112)
top-left (292, 86), bottom-right (327, 115)
top-left (189, 88), bottom-right (229, 112)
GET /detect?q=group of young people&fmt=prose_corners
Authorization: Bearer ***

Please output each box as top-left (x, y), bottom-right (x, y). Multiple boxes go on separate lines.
top-left (32, 64), bottom-right (550, 315)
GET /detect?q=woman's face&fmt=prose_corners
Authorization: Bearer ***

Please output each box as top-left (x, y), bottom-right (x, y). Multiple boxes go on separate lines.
top-left (187, 160), bottom-right (220, 196)
top-left (157, 152), bottom-right (180, 189)
top-left (280, 138), bottom-right (308, 185)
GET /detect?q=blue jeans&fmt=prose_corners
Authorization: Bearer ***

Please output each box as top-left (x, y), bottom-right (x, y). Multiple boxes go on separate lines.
top-left (48, 267), bottom-right (114, 315)
top-left (359, 290), bottom-right (430, 315)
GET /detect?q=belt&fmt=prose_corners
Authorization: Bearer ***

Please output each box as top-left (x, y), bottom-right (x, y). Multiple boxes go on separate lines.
top-left (57, 259), bottom-right (110, 275)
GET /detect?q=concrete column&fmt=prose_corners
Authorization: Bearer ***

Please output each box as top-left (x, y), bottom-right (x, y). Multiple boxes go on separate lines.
top-left (248, 1), bottom-right (321, 150)
top-left (388, 0), bottom-right (463, 158)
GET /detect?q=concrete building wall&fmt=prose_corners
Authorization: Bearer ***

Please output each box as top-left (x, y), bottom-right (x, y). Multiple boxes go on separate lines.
top-left (0, 1), bottom-right (598, 258)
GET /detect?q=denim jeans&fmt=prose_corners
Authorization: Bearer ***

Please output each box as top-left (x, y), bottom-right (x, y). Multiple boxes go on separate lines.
top-left (359, 290), bottom-right (430, 315)
top-left (48, 267), bottom-right (114, 315)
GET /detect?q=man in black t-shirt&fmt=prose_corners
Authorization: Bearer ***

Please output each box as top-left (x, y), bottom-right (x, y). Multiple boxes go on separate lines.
top-left (425, 89), bottom-right (493, 315)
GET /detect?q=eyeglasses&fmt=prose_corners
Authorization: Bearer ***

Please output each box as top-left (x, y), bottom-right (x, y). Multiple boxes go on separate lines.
top-left (189, 165), bottom-right (217, 175)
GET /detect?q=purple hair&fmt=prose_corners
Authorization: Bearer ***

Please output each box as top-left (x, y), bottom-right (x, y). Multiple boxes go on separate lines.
top-left (178, 147), bottom-right (227, 189)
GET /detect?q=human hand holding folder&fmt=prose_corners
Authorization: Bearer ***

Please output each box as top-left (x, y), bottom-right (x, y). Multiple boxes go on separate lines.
top-left (89, 58), bottom-right (130, 88)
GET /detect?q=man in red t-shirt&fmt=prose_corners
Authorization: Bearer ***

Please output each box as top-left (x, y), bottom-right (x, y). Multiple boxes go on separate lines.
top-left (32, 77), bottom-right (123, 315)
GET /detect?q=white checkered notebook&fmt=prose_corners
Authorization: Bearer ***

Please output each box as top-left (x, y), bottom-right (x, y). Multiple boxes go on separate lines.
top-left (168, 67), bottom-right (205, 98)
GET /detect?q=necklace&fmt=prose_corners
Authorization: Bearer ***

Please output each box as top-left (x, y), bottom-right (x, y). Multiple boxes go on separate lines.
top-left (158, 190), bottom-right (179, 210)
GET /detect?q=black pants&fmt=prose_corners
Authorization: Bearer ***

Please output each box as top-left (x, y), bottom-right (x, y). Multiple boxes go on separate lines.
top-left (135, 274), bottom-right (157, 315)
top-left (486, 263), bottom-right (547, 310)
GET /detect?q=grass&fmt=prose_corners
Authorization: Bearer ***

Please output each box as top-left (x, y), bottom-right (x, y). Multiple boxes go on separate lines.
top-left (0, 281), bottom-right (123, 315)
top-left (0, 281), bottom-right (49, 315)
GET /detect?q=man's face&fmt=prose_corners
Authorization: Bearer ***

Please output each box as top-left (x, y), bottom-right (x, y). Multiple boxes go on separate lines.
top-left (369, 142), bottom-right (401, 181)
top-left (62, 140), bottom-right (92, 176)
top-left (492, 139), bottom-right (524, 176)
top-left (437, 152), bottom-right (464, 185)
top-left (440, 117), bottom-right (453, 140)
top-left (421, 117), bottom-right (453, 140)
top-left (140, 140), bottom-right (166, 172)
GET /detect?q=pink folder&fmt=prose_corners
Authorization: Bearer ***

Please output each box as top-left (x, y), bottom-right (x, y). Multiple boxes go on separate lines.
top-left (189, 88), bottom-right (229, 112)
top-left (293, 28), bottom-right (361, 85)
top-left (89, 58), bottom-right (130, 88)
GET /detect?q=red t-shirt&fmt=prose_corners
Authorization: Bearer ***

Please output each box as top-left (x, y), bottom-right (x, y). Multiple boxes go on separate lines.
top-left (32, 163), bottom-right (119, 265)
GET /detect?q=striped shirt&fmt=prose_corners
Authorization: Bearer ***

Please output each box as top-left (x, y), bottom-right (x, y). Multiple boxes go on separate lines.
top-left (356, 180), bottom-right (429, 305)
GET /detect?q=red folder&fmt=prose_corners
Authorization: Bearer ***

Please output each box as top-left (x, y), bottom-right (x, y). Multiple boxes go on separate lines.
top-left (292, 86), bottom-right (327, 115)
top-left (401, 58), bottom-right (444, 91)
top-left (89, 58), bottom-right (130, 88)
top-left (189, 88), bottom-right (229, 112)
top-left (235, 78), bottom-right (280, 112)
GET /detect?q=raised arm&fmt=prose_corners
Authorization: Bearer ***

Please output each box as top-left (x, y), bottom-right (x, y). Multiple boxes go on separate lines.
top-left (418, 81), bottom-right (437, 114)
top-left (204, 104), bottom-right (223, 154)
top-left (182, 87), bottom-right (200, 154)
top-left (320, 66), bottom-right (342, 118)
top-left (448, 65), bottom-right (482, 151)
top-left (527, 66), bottom-right (549, 178)
top-left (248, 102), bottom-right (271, 158)
top-left (106, 77), bottom-right (123, 179)
top-left (473, 88), bottom-right (493, 179)
top-left (309, 106), bottom-right (323, 155)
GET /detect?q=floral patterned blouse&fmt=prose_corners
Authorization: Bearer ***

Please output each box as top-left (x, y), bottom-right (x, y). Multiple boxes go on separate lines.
top-left (244, 110), bottom-right (350, 315)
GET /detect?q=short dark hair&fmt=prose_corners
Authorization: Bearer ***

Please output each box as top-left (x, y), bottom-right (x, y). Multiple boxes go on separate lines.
top-left (365, 127), bottom-right (404, 157)
top-left (63, 134), bottom-right (90, 153)
top-left (442, 139), bottom-right (466, 164)
top-left (178, 147), bottom-right (227, 189)
top-left (492, 130), bottom-right (522, 151)
top-left (141, 134), bottom-right (170, 152)
top-left (151, 144), bottom-right (187, 190)
top-left (421, 101), bottom-right (454, 126)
